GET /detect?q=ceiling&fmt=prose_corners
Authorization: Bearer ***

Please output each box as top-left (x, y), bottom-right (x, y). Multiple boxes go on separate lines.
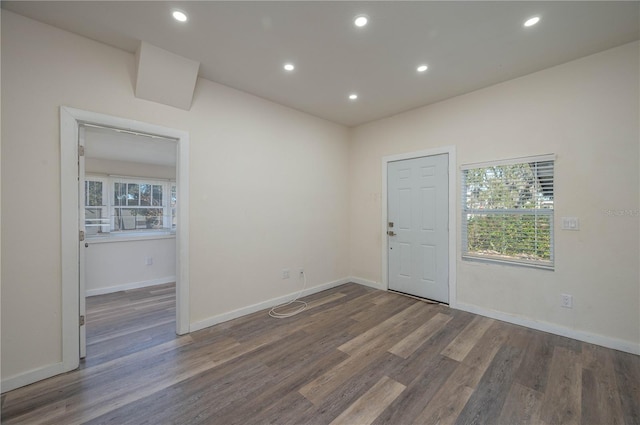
top-left (84, 125), bottom-right (177, 166)
top-left (3, 1), bottom-right (639, 127)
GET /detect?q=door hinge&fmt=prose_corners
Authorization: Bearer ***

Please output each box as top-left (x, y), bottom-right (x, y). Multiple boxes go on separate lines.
top-left (79, 230), bottom-right (85, 242)
top-left (80, 315), bottom-right (85, 326)
top-left (78, 145), bottom-right (85, 156)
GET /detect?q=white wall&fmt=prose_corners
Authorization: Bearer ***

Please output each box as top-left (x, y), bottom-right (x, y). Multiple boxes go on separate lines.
top-left (85, 237), bottom-right (176, 296)
top-left (349, 41), bottom-right (640, 351)
top-left (1, 11), bottom-right (350, 382)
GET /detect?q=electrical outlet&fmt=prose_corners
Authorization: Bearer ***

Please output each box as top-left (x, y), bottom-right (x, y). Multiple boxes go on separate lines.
top-left (145, 257), bottom-right (153, 266)
top-left (561, 293), bottom-right (573, 308)
top-left (282, 269), bottom-right (290, 279)
top-left (299, 268), bottom-right (304, 278)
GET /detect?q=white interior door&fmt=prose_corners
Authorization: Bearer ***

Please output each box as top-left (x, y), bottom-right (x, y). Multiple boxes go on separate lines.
top-left (78, 126), bottom-right (87, 358)
top-left (387, 154), bottom-right (449, 302)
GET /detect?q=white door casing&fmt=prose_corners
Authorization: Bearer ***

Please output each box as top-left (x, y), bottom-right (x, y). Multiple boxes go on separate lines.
top-left (60, 106), bottom-right (190, 378)
top-left (386, 152), bottom-right (451, 303)
top-left (78, 126), bottom-right (87, 358)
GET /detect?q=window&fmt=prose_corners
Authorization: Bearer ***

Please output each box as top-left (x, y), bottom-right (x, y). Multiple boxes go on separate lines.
top-left (461, 155), bottom-right (554, 269)
top-left (84, 177), bottom-right (109, 236)
top-left (85, 175), bottom-right (176, 236)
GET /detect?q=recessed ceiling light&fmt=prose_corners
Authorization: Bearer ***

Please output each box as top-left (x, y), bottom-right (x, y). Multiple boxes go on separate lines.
top-left (172, 10), bottom-right (188, 22)
top-left (354, 15), bottom-right (368, 27)
top-left (349, 93), bottom-right (358, 100)
top-left (284, 63), bottom-right (295, 71)
top-left (524, 16), bottom-right (540, 27)
top-left (417, 64), bottom-right (428, 73)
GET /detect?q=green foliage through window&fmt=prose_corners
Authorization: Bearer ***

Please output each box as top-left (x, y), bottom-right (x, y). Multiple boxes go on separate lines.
top-left (462, 158), bottom-right (554, 267)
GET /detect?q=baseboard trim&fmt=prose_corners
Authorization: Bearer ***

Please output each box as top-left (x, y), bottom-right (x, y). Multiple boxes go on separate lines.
top-left (86, 276), bottom-right (176, 297)
top-left (456, 302), bottom-right (640, 355)
top-left (1, 362), bottom-right (69, 394)
top-left (190, 277), bottom-right (350, 333)
top-left (349, 276), bottom-right (384, 290)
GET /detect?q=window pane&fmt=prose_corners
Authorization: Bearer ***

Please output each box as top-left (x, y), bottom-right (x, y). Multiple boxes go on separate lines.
top-left (466, 213), bottom-right (551, 262)
top-left (85, 181), bottom-right (103, 206)
top-left (113, 207), bottom-right (137, 230)
top-left (111, 180), bottom-right (173, 233)
top-left (85, 208), bottom-right (102, 235)
top-left (462, 158), bottom-right (554, 268)
top-left (114, 183), bottom-right (126, 206)
top-left (141, 208), bottom-right (164, 229)
top-left (152, 185), bottom-right (163, 206)
top-left (127, 183), bottom-right (139, 206)
top-left (464, 163), bottom-right (553, 210)
top-left (140, 184), bottom-right (151, 206)
top-left (113, 207), bottom-right (164, 230)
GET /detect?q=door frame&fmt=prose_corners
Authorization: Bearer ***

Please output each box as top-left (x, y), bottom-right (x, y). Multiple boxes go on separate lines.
top-left (381, 146), bottom-right (457, 307)
top-left (60, 106), bottom-right (190, 372)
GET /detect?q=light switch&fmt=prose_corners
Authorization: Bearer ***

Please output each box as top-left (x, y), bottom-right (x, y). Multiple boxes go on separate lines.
top-left (561, 217), bottom-right (580, 231)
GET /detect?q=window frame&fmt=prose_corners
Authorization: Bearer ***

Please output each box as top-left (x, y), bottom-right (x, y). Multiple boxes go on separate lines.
top-left (460, 154), bottom-right (555, 270)
top-left (84, 176), bottom-right (109, 235)
top-left (85, 174), bottom-right (176, 238)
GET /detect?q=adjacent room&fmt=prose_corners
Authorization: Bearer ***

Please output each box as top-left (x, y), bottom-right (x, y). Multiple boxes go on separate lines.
top-left (1, 1), bottom-right (638, 424)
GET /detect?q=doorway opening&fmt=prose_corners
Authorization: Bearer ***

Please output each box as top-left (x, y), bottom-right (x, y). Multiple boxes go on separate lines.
top-left (60, 107), bottom-right (190, 372)
top-left (80, 123), bottom-right (178, 361)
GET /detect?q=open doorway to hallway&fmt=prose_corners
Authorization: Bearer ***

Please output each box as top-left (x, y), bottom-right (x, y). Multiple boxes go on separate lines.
top-left (81, 124), bottom-right (178, 361)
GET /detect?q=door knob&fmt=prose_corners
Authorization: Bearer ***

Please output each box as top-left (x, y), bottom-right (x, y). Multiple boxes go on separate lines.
top-left (387, 231), bottom-right (396, 236)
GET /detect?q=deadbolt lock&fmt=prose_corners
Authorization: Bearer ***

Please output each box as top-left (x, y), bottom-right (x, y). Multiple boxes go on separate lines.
top-left (388, 222), bottom-right (394, 228)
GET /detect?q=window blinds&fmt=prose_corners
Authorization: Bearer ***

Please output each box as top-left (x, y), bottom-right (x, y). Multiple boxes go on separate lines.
top-left (461, 155), bottom-right (555, 269)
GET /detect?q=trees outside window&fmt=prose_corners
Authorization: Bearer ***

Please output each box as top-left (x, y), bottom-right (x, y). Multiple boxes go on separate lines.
top-left (461, 157), bottom-right (554, 269)
top-left (85, 175), bottom-right (176, 236)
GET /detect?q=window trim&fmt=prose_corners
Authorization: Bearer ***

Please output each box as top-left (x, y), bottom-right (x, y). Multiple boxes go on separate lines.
top-left (84, 176), bottom-right (109, 234)
top-left (461, 154), bottom-right (555, 270)
top-left (85, 174), bottom-right (176, 238)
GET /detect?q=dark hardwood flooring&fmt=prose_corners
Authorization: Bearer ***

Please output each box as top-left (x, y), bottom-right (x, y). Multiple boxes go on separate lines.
top-left (2, 282), bottom-right (639, 424)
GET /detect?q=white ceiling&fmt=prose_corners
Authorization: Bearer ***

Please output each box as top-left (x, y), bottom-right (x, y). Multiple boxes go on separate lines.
top-left (4, 1), bottom-right (639, 127)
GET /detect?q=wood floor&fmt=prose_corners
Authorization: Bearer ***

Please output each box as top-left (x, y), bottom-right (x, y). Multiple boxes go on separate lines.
top-left (2, 283), bottom-right (639, 424)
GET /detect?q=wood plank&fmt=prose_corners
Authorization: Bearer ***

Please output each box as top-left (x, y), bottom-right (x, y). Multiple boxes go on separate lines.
top-left (611, 349), bottom-right (640, 425)
top-left (372, 354), bottom-right (459, 425)
top-left (245, 391), bottom-right (314, 425)
top-left (580, 344), bottom-right (624, 425)
top-left (460, 320), bottom-right (510, 389)
top-left (86, 359), bottom-right (271, 425)
top-left (388, 312), bottom-right (451, 359)
top-left (514, 331), bottom-right (553, 392)
top-left (498, 382), bottom-right (543, 425)
top-left (390, 311), bottom-right (474, 385)
top-left (296, 352), bottom-right (402, 425)
top-left (298, 347), bottom-right (387, 405)
top-left (413, 363), bottom-right (477, 425)
top-left (454, 344), bottom-right (524, 425)
top-left (329, 376), bottom-right (406, 425)
top-left (441, 315), bottom-right (494, 361)
top-left (539, 346), bottom-right (582, 425)
top-left (214, 350), bottom-right (349, 425)
top-left (338, 301), bottom-right (429, 355)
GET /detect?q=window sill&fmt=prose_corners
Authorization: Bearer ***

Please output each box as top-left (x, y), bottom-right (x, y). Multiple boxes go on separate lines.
top-left (86, 231), bottom-right (176, 244)
top-left (462, 254), bottom-right (554, 271)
